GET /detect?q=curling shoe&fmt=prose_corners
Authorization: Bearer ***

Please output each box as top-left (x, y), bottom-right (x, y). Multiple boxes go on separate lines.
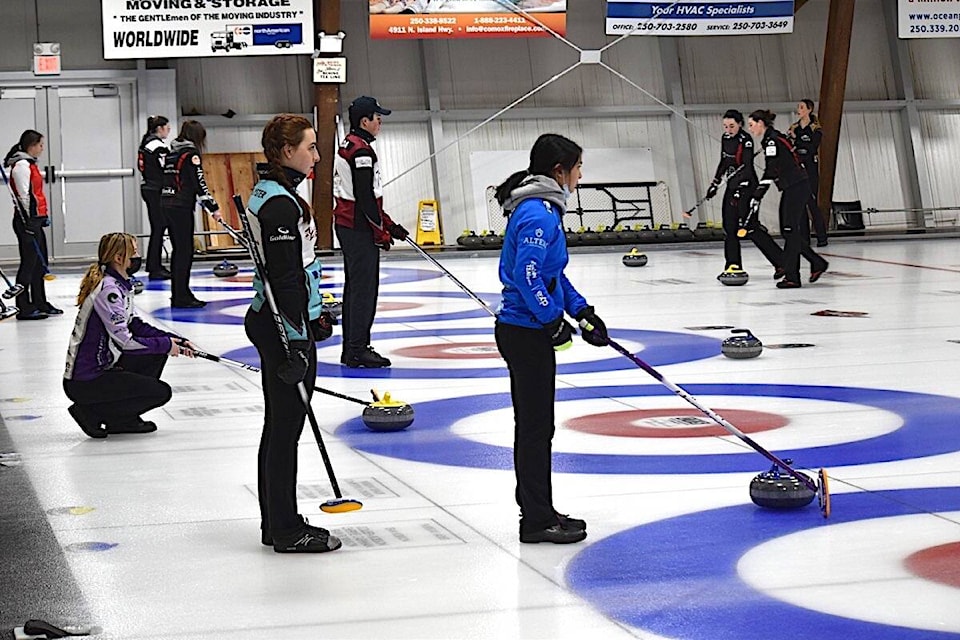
top-left (343, 346), bottom-right (391, 368)
top-left (39, 303), bottom-right (63, 315)
top-left (16, 309), bottom-right (48, 320)
top-left (810, 260), bottom-right (829, 283)
top-left (273, 527), bottom-right (342, 553)
top-left (520, 522), bottom-right (587, 544)
top-left (262, 516), bottom-right (330, 546)
top-left (556, 512), bottom-right (587, 531)
top-left (776, 279), bottom-right (801, 289)
top-left (773, 267), bottom-right (785, 280)
top-left (68, 404), bottom-right (107, 439)
top-left (106, 419), bottom-right (157, 434)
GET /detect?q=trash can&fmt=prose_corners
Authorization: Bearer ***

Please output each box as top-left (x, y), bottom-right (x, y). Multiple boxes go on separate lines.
top-left (832, 201), bottom-right (865, 234)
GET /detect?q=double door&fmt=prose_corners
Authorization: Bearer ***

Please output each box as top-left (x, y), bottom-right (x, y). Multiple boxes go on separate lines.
top-left (0, 81), bottom-right (138, 261)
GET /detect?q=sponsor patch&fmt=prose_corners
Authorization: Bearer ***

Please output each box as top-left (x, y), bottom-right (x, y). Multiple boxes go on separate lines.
top-left (107, 292), bottom-right (120, 303)
top-left (192, 155), bottom-right (201, 165)
top-left (355, 156), bottom-right (374, 169)
top-left (765, 143), bottom-right (777, 157)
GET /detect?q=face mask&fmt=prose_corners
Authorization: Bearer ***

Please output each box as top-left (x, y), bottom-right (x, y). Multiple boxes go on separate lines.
top-left (126, 256), bottom-right (142, 277)
top-left (561, 184), bottom-right (572, 203)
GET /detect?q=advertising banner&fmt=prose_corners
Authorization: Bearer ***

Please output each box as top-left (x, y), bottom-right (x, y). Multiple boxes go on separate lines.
top-left (898, 0), bottom-right (960, 38)
top-left (369, 0), bottom-right (566, 40)
top-left (102, 0), bottom-right (314, 59)
top-left (606, 0), bottom-right (794, 36)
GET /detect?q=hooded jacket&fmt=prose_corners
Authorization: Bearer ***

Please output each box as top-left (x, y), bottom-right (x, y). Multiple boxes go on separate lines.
top-left (496, 175), bottom-right (589, 329)
top-left (161, 139), bottom-right (218, 212)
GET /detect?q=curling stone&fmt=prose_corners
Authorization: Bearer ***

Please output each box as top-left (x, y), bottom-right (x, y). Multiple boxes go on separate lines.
top-left (721, 328), bottom-right (762, 359)
top-left (618, 227), bottom-right (639, 243)
top-left (321, 292), bottom-right (342, 321)
top-left (636, 226), bottom-right (656, 243)
top-left (674, 225), bottom-right (695, 242)
top-left (213, 260), bottom-right (239, 278)
top-left (621, 248), bottom-right (648, 267)
top-left (717, 265), bottom-right (749, 286)
top-left (579, 227), bottom-right (601, 246)
top-left (564, 228), bottom-right (581, 246)
top-left (750, 462), bottom-right (815, 509)
top-left (481, 231), bottom-right (504, 249)
top-left (457, 230), bottom-right (483, 248)
top-left (361, 391), bottom-right (415, 432)
top-left (0, 304), bottom-right (18, 321)
top-left (693, 222), bottom-right (713, 241)
top-left (656, 224), bottom-right (677, 243)
top-left (131, 278), bottom-right (144, 295)
top-left (599, 226), bottom-right (620, 245)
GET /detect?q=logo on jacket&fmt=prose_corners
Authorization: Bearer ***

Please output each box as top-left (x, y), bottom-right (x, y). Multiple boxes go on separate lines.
top-left (269, 226), bottom-right (296, 242)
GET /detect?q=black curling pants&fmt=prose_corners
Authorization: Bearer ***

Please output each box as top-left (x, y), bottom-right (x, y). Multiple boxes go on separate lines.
top-left (63, 353), bottom-right (171, 427)
top-left (141, 188), bottom-right (169, 275)
top-left (335, 223), bottom-right (380, 358)
top-left (721, 186), bottom-right (782, 271)
top-left (804, 164), bottom-right (828, 244)
top-left (166, 204), bottom-right (196, 303)
top-left (12, 216), bottom-right (49, 314)
top-left (245, 306), bottom-right (317, 539)
top-left (495, 321), bottom-right (558, 534)
top-left (780, 182), bottom-right (827, 284)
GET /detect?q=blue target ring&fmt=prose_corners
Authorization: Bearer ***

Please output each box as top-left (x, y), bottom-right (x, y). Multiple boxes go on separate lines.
top-left (566, 486), bottom-right (960, 639)
top-left (332, 384), bottom-right (960, 472)
top-left (150, 290), bottom-right (502, 325)
top-left (223, 329), bottom-right (721, 379)
top-left (143, 264), bottom-right (441, 293)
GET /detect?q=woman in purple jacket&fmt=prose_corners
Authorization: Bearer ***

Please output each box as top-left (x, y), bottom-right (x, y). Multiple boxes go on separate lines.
top-left (63, 232), bottom-right (195, 438)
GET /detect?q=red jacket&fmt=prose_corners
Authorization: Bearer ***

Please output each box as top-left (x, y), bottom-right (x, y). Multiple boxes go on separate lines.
top-left (332, 131), bottom-right (395, 245)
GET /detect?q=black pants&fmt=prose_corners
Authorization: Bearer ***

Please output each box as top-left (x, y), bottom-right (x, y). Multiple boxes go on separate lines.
top-left (166, 204), bottom-right (196, 303)
top-left (335, 224), bottom-right (380, 358)
top-left (63, 353), bottom-right (171, 427)
top-left (495, 321), bottom-right (558, 533)
top-left (141, 188), bottom-right (169, 275)
top-left (245, 306), bottom-right (317, 538)
top-left (804, 165), bottom-right (828, 244)
top-left (780, 182), bottom-right (828, 284)
top-left (721, 186), bottom-right (783, 270)
top-left (12, 216), bottom-right (48, 314)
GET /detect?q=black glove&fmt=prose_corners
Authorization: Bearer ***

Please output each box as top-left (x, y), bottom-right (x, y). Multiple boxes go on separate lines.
top-left (40, 216), bottom-right (51, 228)
top-left (705, 182), bottom-right (719, 200)
top-left (277, 340), bottom-right (311, 385)
top-left (200, 196), bottom-right (219, 213)
top-left (544, 315), bottom-right (574, 351)
top-left (388, 223), bottom-right (409, 241)
top-left (310, 312), bottom-right (334, 342)
top-left (575, 307), bottom-right (608, 347)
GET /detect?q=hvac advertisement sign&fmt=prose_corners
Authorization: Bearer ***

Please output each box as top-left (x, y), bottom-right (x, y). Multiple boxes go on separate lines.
top-left (369, 1), bottom-right (566, 40)
top-left (606, 0), bottom-right (794, 36)
top-left (102, 0), bottom-right (314, 59)
top-left (898, 0), bottom-right (960, 37)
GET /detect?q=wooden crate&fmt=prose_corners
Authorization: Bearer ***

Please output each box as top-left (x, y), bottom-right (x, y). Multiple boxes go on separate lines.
top-left (202, 152), bottom-right (265, 250)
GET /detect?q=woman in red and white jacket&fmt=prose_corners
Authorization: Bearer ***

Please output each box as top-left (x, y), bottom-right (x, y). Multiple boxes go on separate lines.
top-left (3, 129), bottom-right (59, 320)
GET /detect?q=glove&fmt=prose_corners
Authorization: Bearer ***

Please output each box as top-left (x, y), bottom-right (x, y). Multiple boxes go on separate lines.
top-left (310, 312), bottom-right (334, 343)
top-left (705, 182), bottom-right (719, 200)
top-left (277, 340), bottom-right (311, 385)
top-left (544, 315), bottom-right (574, 351)
top-left (200, 195), bottom-right (219, 213)
top-left (40, 216), bottom-right (51, 228)
top-left (388, 223), bottom-right (409, 241)
top-left (575, 306), bottom-right (608, 347)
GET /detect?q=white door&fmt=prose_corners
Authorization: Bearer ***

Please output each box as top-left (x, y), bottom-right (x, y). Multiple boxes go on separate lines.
top-left (0, 87), bottom-right (46, 261)
top-left (48, 84), bottom-right (138, 259)
top-left (0, 82), bottom-right (138, 262)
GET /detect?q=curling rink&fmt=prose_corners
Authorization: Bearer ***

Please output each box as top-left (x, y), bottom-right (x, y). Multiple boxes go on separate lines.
top-left (1, 236), bottom-right (960, 639)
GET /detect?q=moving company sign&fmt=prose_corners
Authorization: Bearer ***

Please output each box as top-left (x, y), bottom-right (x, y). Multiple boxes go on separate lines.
top-left (606, 1), bottom-right (794, 36)
top-left (102, 0), bottom-right (314, 59)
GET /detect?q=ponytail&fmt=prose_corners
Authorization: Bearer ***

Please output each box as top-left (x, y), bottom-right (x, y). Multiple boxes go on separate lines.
top-left (494, 170), bottom-right (529, 208)
top-left (4, 129), bottom-right (43, 164)
top-left (77, 233), bottom-right (137, 306)
top-left (748, 109), bottom-right (776, 128)
top-left (494, 133), bottom-right (582, 212)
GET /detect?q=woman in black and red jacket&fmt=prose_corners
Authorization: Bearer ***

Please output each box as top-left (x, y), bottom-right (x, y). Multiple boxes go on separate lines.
top-left (138, 115), bottom-right (172, 280)
top-left (3, 129), bottom-right (59, 320)
top-left (788, 99), bottom-right (829, 247)
top-left (746, 110), bottom-right (828, 289)
top-left (160, 120), bottom-right (221, 308)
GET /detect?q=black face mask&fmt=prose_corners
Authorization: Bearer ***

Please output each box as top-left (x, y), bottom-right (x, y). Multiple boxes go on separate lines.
top-left (126, 256), bottom-right (142, 277)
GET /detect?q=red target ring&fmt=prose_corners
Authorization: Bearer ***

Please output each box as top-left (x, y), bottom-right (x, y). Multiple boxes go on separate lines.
top-left (393, 342), bottom-right (501, 360)
top-left (564, 408), bottom-right (789, 438)
top-left (904, 541), bottom-right (960, 588)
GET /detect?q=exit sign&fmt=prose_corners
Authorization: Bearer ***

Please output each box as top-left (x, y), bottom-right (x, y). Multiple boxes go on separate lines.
top-left (33, 42), bottom-right (61, 76)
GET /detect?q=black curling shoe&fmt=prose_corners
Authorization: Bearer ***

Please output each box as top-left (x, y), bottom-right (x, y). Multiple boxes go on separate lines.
top-left (273, 528), bottom-right (342, 553)
top-left (556, 512), bottom-right (587, 531)
top-left (520, 523), bottom-right (587, 544)
top-left (68, 404), bottom-right (107, 439)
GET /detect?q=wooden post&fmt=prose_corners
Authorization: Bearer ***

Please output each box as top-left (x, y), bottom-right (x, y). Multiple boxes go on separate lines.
top-left (816, 0), bottom-right (856, 228)
top-left (312, 0), bottom-right (340, 249)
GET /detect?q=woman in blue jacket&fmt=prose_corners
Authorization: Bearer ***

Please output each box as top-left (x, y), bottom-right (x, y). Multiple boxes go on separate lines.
top-left (494, 133), bottom-right (609, 545)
